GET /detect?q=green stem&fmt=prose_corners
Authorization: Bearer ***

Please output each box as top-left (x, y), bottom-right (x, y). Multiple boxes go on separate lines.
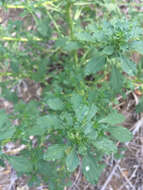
top-left (66, 2), bottom-right (78, 65)
top-left (66, 2), bottom-right (73, 39)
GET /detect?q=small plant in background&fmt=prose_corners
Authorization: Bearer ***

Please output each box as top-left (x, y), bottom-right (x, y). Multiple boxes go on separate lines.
top-left (0, 0), bottom-right (143, 189)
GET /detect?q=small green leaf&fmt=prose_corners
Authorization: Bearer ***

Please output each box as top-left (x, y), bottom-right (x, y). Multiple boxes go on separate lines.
top-left (94, 137), bottom-right (117, 154)
top-left (120, 56), bottom-right (136, 76)
top-left (8, 156), bottom-right (33, 173)
top-left (43, 144), bottom-right (65, 161)
top-left (47, 98), bottom-right (64, 111)
top-left (84, 56), bottom-right (106, 75)
top-left (66, 149), bottom-right (79, 172)
top-left (110, 66), bottom-right (123, 94)
top-left (99, 111), bottom-right (125, 125)
top-left (109, 126), bottom-right (133, 142)
top-left (82, 154), bottom-right (105, 184)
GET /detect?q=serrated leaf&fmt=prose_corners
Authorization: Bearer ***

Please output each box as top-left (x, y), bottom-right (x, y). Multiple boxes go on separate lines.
top-left (120, 56), bottom-right (136, 76)
top-left (8, 156), bottom-right (33, 173)
top-left (82, 154), bottom-right (105, 184)
top-left (94, 137), bottom-right (117, 154)
top-left (66, 149), bottom-right (79, 172)
top-left (84, 56), bottom-right (106, 75)
top-left (109, 126), bottom-right (133, 142)
top-left (47, 98), bottom-right (64, 111)
top-left (130, 41), bottom-right (143, 55)
top-left (99, 111), bottom-right (125, 125)
top-left (43, 144), bottom-right (65, 161)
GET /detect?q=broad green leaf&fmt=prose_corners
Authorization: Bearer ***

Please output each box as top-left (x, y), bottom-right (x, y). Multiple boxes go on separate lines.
top-left (37, 115), bottom-right (61, 129)
top-left (28, 115), bottom-right (61, 135)
top-left (84, 123), bottom-right (93, 135)
top-left (109, 126), bottom-right (133, 142)
top-left (75, 32), bottom-right (93, 42)
top-left (55, 37), bottom-right (67, 48)
top-left (99, 111), bottom-right (125, 125)
top-left (130, 41), bottom-right (143, 54)
top-left (43, 144), bottom-right (66, 161)
top-left (60, 112), bottom-right (73, 126)
top-left (64, 41), bottom-right (80, 51)
top-left (120, 56), bottom-right (136, 76)
top-left (110, 66), bottom-right (123, 94)
top-left (86, 104), bottom-right (97, 121)
top-left (84, 56), bottom-right (106, 75)
top-left (71, 93), bottom-right (83, 111)
top-left (0, 111), bottom-right (15, 140)
top-left (86, 130), bottom-right (98, 140)
top-left (38, 160), bottom-right (56, 177)
top-left (47, 98), bottom-right (64, 111)
top-left (82, 154), bottom-right (105, 184)
top-left (75, 105), bottom-right (89, 122)
top-left (94, 137), bottom-right (117, 154)
top-left (55, 38), bottom-right (80, 51)
top-left (66, 149), bottom-right (79, 172)
top-left (0, 127), bottom-right (16, 140)
top-left (8, 156), bottom-right (33, 173)
top-left (102, 46), bottom-right (114, 55)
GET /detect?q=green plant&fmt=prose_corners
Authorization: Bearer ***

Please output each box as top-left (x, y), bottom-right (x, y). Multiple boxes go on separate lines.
top-left (0, 0), bottom-right (143, 189)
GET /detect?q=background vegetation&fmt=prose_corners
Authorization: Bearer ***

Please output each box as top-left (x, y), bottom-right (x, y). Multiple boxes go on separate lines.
top-left (0, 0), bottom-right (143, 189)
